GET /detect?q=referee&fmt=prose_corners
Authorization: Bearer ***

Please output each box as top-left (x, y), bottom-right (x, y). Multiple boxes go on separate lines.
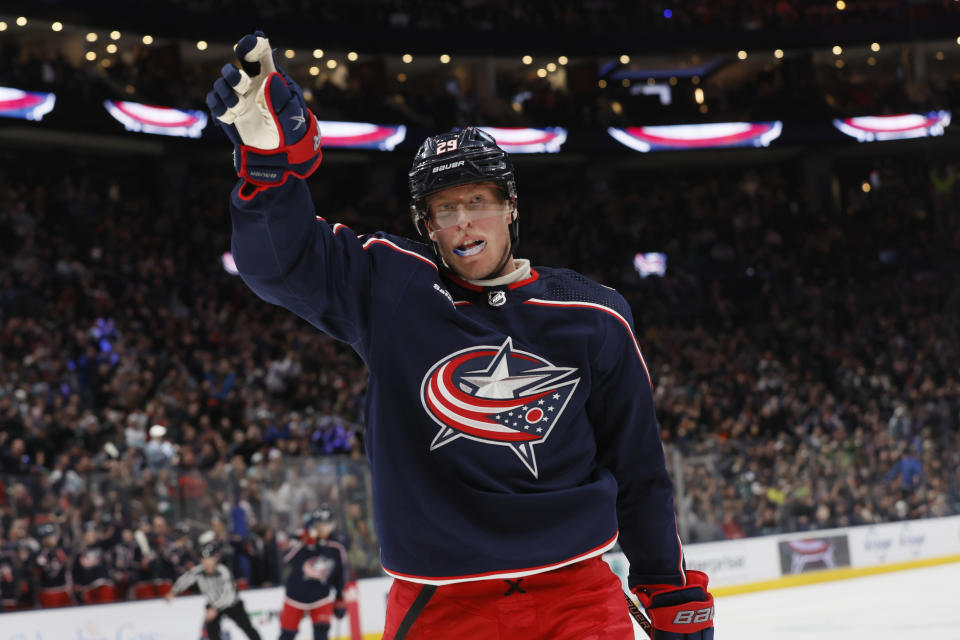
top-left (165, 541), bottom-right (262, 640)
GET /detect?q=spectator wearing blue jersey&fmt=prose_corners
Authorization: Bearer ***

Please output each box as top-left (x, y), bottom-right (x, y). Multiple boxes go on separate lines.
top-left (885, 444), bottom-right (924, 491)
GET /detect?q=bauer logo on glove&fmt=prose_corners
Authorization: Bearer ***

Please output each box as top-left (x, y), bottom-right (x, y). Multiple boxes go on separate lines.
top-left (206, 31), bottom-right (322, 198)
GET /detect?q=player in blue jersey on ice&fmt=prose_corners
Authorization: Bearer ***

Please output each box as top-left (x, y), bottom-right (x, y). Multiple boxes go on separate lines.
top-left (207, 32), bottom-right (715, 640)
top-left (279, 507), bottom-right (348, 640)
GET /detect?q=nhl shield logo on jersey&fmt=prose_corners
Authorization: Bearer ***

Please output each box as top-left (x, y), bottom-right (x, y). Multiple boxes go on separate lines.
top-left (420, 337), bottom-right (580, 478)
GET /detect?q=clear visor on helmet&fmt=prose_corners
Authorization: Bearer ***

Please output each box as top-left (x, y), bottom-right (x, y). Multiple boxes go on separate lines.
top-left (428, 201), bottom-right (512, 230)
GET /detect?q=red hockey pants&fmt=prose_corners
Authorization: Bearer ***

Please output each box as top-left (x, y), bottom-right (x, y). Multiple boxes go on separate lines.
top-left (382, 556), bottom-right (634, 640)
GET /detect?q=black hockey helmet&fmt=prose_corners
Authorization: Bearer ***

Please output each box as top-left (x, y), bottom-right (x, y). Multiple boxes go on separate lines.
top-left (305, 505), bottom-right (334, 528)
top-left (199, 540), bottom-right (222, 558)
top-left (408, 127), bottom-right (518, 249)
top-left (173, 522), bottom-right (190, 539)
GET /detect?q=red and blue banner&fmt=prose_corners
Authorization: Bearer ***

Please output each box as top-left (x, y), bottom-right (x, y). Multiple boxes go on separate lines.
top-left (832, 112), bottom-right (951, 142)
top-left (0, 86), bottom-right (56, 121)
top-left (479, 127), bottom-right (567, 153)
top-left (608, 121), bottom-right (783, 152)
top-left (316, 121), bottom-right (406, 150)
top-left (103, 100), bottom-right (208, 138)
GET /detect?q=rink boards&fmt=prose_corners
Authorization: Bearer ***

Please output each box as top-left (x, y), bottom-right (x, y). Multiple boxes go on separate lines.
top-left (2, 515), bottom-right (959, 639)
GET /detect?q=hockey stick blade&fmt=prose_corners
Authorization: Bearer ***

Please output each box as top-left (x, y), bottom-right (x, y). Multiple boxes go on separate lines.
top-left (623, 590), bottom-right (653, 639)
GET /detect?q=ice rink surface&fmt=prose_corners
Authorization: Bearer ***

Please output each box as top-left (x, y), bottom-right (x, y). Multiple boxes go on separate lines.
top-left (637, 562), bottom-right (960, 640)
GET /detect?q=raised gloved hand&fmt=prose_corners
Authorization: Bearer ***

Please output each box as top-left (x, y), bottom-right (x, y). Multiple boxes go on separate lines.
top-left (633, 570), bottom-right (715, 639)
top-left (206, 31), bottom-right (322, 198)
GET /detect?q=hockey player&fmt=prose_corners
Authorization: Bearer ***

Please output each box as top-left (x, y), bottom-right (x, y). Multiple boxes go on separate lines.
top-left (130, 516), bottom-right (158, 599)
top-left (207, 33), bottom-right (715, 639)
top-left (0, 524), bottom-right (20, 611)
top-left (166, 541), bottom-right (262, 640)
top-left (159, 522), bottom-right (198, 593)
top-left (108, 526), bottom-right (137, 601)
top-left (72, 522), bottom-right (116, 604)
top-left (35, 524), bottom-right (72, 608)
top-left (279, 507), bottom-right (348, 640)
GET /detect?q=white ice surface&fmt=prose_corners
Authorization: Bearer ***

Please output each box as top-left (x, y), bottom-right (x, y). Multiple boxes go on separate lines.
top-left (629, 562), bottom-right (960, 639)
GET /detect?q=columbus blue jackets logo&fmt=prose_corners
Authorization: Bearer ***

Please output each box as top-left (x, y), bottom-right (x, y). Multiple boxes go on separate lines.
top-left (302, 556), bottom-right (335, 582)
top-left (421, 337), bottom-right (580, 478)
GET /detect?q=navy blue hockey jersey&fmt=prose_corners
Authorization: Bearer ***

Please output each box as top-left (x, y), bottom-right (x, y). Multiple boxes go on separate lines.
top-left (0, 543), bottom-right (19, 605)
top-left (72, 544), bottom-right (110, 589)
top-left (230, 179), bottom-right (686, 588)
top-left (282, 537), bottom-right (347, 608)
top-left (37, 547), bottom-right (69, 589)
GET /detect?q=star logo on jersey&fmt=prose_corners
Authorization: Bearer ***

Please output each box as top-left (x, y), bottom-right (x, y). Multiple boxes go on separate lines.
top-left (290, 108), bottom-right (306, 131)
top-left (420, 337), bottom-right (580, 478)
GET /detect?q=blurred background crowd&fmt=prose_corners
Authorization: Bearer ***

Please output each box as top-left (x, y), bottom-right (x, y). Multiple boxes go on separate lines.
top-left (1, 0), bottom-right (959, 614)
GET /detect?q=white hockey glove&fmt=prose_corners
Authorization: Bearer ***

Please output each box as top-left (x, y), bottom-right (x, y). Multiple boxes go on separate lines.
top-left (206, 31), bottom-right (322, 199)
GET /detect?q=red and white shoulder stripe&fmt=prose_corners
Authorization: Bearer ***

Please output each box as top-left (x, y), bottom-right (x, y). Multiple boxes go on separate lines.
top-left (361, 236), bottom-right (437, 270)
top-left (523, 298), bottom-right (652, 386)
top-left (282, 539), bottom-right (304, 564)
top-left (325, 539), bottom-right (349, 566)
top-left (314, 216), bottom-right (349, 235)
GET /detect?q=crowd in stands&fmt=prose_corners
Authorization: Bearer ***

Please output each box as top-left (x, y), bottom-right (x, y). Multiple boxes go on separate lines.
top-left (1, 133), bottom-right (959, 609)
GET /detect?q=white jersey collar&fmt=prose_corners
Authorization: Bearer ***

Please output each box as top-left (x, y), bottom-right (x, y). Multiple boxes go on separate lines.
top-left (463, 259), bottom-right (531, 288)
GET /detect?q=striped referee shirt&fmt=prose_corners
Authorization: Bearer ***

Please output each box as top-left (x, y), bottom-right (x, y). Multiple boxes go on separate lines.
top-left (171, 564), bottom-right (237, 610)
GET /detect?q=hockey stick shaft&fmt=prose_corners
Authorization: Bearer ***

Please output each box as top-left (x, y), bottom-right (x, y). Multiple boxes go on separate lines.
top-left (623, 590), bottom-right (653, 638)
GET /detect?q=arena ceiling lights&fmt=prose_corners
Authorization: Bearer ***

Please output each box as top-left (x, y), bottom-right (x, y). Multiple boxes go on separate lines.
top-left (0, 86), bottom-right (56, 121)
top-left (607, 121), bottom-right (783, 152)
top-left (832, 111), bottom-right (951, 142)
